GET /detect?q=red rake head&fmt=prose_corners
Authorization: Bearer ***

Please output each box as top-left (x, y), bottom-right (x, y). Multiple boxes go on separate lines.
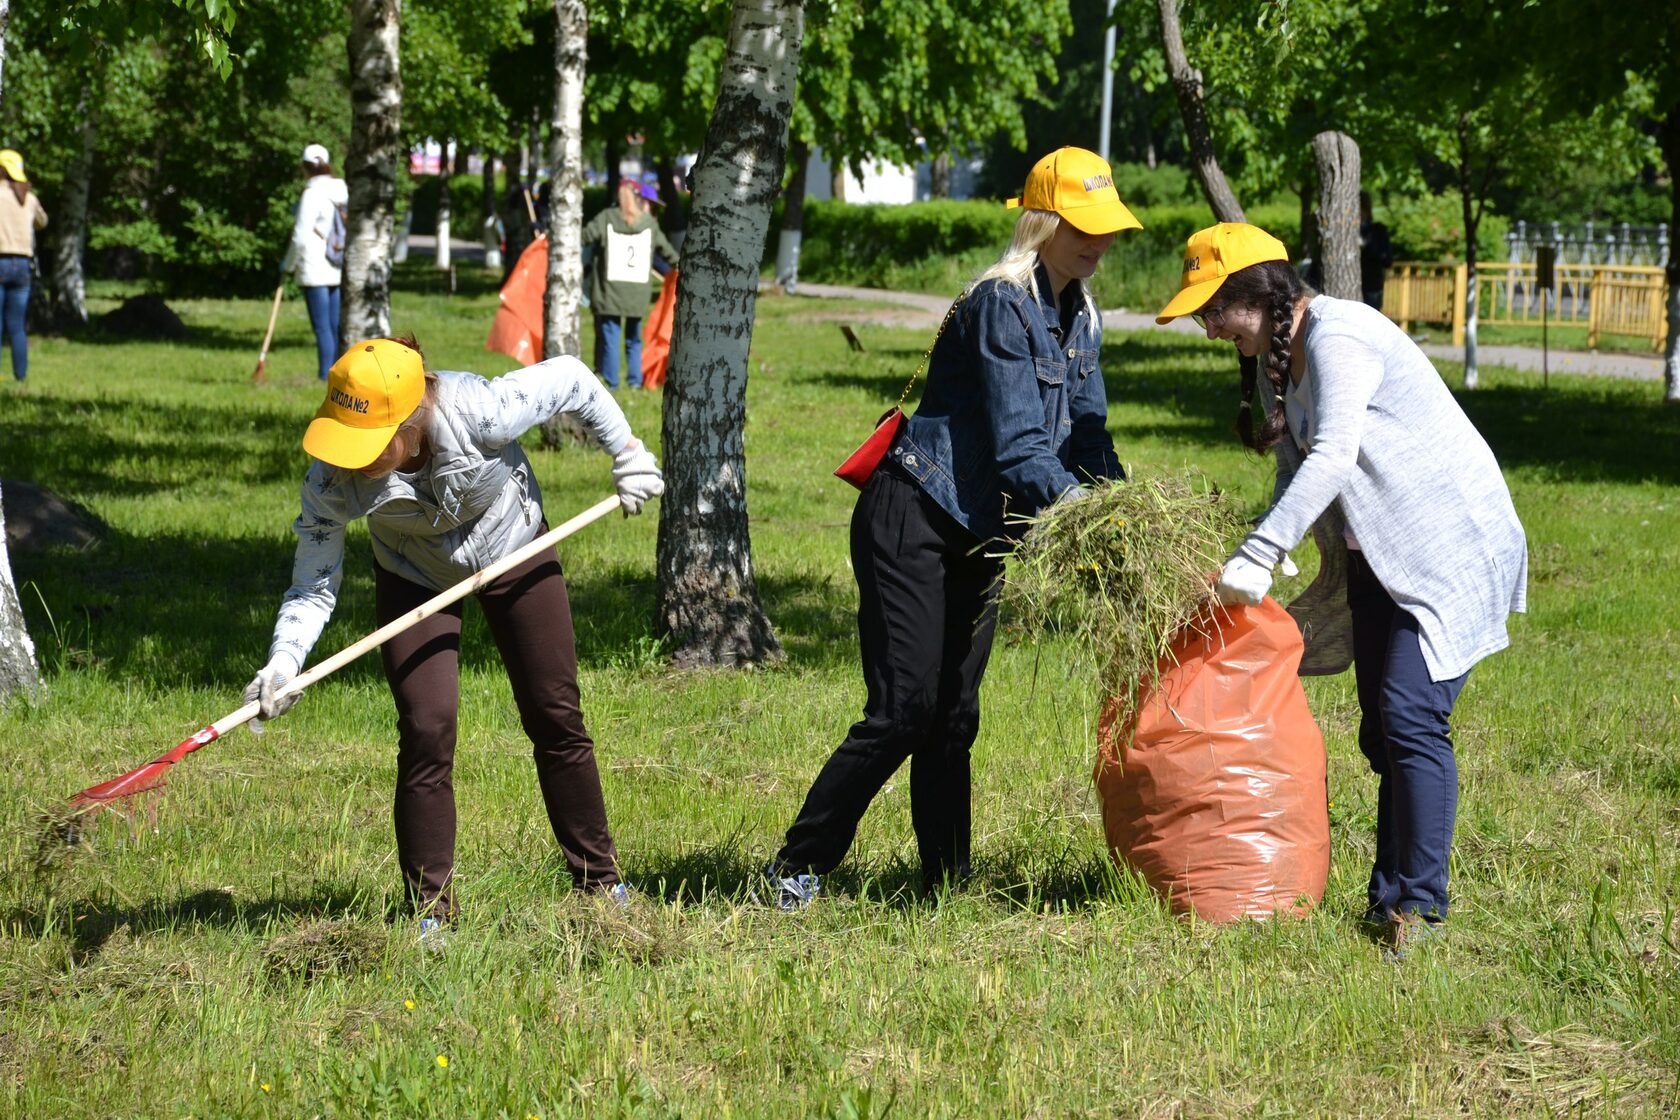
top-left (68, 726), bottom-right (221, 812)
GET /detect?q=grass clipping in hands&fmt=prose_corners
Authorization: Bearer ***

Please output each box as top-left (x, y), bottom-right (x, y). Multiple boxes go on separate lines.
top-left (1002, 475), bottom-right (1248, 705)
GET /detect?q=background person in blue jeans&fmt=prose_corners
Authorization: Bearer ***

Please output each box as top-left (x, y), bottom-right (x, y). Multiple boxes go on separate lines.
top-left (581, 178), bottom-right (678, 390)
top-left (0, 149), bottom-right (48, 383)
top-left (280, 142), bottom-right (348, 381)
top-left (1156, 222), bottom-right (1527, 957)
top-left (767, 148), bottom-right (1140, 908)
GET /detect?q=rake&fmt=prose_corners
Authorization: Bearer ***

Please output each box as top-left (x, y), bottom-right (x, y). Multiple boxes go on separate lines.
top-left (65, 494), bottom-right (624, 818)
top-left (251, 283), bottom-right (285, 383)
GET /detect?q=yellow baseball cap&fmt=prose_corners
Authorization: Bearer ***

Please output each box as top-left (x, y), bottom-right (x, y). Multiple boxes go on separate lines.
top-left (1006, 147), bottom-right (1142, 236)
top-left (303, 339), bottom-right (426, 468)
top-left (0, 150), bottom-right (24, 182)
top-left (1155, 222), bottom-right (1289, 323)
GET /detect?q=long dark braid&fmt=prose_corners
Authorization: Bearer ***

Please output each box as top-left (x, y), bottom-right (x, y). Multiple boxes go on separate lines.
top-left (1220, 260), bottom-right (1313, 452)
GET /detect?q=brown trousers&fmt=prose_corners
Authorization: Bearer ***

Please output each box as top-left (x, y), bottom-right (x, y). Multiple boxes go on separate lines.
top-left (376, 537), bottom-right (618, 915)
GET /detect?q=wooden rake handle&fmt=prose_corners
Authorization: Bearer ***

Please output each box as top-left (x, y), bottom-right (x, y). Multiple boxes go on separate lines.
top-left (206, 494), bottom-right (625, 739)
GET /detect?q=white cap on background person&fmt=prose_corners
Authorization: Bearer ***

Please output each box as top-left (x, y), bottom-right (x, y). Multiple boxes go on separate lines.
top-left (302, 143), bottom-right (330, 166)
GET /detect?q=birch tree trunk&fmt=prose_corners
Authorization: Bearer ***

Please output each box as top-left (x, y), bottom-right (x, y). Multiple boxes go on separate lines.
top-left (0, 2), bottom-right (42, 704)
top-left (543, 0), bottom-right (586, 362)
top-left (774, 139), bottom-right (809, 290)
top-left (655, 0), bottom-right (802, 668)
top-left (343, 0), bottom-right (402, 342)
top-left (47, 104), bottom-right (95, 329)
top-left (1312, 131), bottom-right (1361, 301)
top-left (538, 0), bottom-right (588, 449)
top-left (1157, 0), bottom-right (1244, 223)
top-left (1659, 107), bottom-right (1680, 404)
top-left (1457, 116), bottom-right (1480, 389)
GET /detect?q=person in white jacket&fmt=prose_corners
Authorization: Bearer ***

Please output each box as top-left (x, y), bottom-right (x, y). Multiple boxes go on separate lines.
top-left (279, 142), bottom-right (349, 380)
top-left (243, 335), bottom-right (665, 927)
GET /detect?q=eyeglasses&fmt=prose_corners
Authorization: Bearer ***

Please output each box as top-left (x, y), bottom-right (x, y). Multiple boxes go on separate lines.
top-left (1191, 300), bottom-right (1236, 329)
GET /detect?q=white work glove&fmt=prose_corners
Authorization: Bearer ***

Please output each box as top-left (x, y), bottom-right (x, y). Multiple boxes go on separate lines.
top-left (1279, 553), bottom-right (1300, 578)
top-left (612, 438), bottom-right (664, 516)
top-left (243, 652), bottom-right (302, 731)
top-left (1215, 554), bottom-right (1273, 607)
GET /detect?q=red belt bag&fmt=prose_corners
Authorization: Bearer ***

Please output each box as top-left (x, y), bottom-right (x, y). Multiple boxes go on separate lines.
top-left (834, 299), bottom-right (962, 489)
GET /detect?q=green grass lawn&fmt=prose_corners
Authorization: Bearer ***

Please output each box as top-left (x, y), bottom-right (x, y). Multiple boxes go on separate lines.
top-left (2, 268), bottom-right (1678, 1117)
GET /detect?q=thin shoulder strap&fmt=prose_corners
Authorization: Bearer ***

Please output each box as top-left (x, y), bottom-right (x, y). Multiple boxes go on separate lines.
top-left (896, 297), bottom-right (963, 410)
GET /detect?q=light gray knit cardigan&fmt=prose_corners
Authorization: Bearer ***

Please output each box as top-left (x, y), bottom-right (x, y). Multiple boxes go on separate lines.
top-left (1239, 295), bottom-right (1528, 682)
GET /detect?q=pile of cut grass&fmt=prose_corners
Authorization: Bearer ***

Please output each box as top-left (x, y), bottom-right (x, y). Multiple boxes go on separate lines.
top-left (1003, 474), bottom-right (1247, 702)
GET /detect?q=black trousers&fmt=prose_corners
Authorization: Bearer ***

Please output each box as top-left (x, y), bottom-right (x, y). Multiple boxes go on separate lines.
top-left (775, 468), bottom-right (1004, 890)
top-left (376, 534), bottom-right (619, 917)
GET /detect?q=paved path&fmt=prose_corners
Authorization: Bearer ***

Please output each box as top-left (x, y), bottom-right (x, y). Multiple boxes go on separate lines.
top-left (787, 281), bottom-right (1667, 383)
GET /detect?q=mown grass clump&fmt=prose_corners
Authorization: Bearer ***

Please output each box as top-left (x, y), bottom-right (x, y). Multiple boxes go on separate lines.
top-left (1002, 474), bottom-right (1247, 702)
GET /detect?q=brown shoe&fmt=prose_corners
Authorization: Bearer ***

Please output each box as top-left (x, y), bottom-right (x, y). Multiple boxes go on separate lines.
top-left (1383, 911), bottom-right (1445, 962)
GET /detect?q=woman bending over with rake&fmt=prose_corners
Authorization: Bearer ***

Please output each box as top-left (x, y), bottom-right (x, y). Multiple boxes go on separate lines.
top-left (1155, 223), bottom-right (1527, 957)
top-left (245, 336), bottom-right (664, 928)
top-left (766, 148), bottom-right (1139, 908)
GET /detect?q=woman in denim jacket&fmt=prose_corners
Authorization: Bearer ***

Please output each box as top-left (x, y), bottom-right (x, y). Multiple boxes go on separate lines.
top-left (768, 148), bottom-right (1139, 907)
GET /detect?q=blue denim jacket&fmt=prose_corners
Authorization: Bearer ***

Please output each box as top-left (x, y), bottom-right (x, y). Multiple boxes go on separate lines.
top-left (889, 265), bottom-right (1122, 545)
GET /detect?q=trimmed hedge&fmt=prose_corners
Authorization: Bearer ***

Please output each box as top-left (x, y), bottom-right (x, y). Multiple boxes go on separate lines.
top-left (792, 198), bottom-right (1303, 311)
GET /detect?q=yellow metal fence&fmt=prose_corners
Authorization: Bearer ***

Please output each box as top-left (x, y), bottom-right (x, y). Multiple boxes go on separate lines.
top-left (1383, 261), bottom-right (1669, 350)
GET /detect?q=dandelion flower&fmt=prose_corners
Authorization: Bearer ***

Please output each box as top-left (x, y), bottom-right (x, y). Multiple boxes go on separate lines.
top-left (404, 999), bottom-right (415, 1010)
top-left (261, 1084), bottom-right (272, 1093)
top-left (436, 1055), bottom-right (449, 1069)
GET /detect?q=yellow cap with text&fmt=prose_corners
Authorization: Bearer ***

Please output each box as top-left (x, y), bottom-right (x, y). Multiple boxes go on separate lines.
top-left (303, 339), bottom-right (425, 469)
top-left (1006, 147), bottom-right (1142, 236)
top-left (1156, 222), bottom-right (1289, 324)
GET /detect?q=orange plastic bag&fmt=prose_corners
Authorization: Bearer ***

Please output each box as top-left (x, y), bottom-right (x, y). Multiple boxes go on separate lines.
top-left (640, 269), bottom-right (678, 389)
top-left (485, 235), bottom-right (549, 365)
top-left (1093, 596), bottom-right (1330, 923)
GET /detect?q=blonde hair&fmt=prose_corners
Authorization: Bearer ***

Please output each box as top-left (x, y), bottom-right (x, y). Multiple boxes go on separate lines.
top-left (969, 209), bottom-right (1098, 322)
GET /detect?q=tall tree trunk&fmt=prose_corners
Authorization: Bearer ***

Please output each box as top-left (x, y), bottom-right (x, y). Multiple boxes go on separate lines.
top-left (655, 0), bottom-right (801, 668)
top-left (929, 151), bottom-right (952, 199)
top-left (539, 0), bottom-right (588, 448)
top-left (1312, 131), bottom-right (1361, 301)
top-left (47, 91), bottom-right (97, 329)
top-left (481, 152), bottom-right (502, 271)
top-left (435, 139), bottom-right (452, 270)
top-left (0, 2), bottom-right (38, 706)
top-left (656, 154), bottom-right (688, 252)
top-left (1156, 0), bottom-right (1244, 222)
top-left (774, 139), bottom-right (809, 290)
top-left (1659, 107), bottom-right (1680, 404)
top-left (343, 0), bottom-right (402, 342)
top-left (1457, 115), bottom-right (1480, 389)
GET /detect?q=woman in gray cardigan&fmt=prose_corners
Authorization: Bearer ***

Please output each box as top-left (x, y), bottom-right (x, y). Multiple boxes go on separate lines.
top-left (1157, 223), bottom-right (1527, 955)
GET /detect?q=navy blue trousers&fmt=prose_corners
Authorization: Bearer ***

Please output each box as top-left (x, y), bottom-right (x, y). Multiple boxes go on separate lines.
top-left (1347, 550), bottom-right (1469, 922)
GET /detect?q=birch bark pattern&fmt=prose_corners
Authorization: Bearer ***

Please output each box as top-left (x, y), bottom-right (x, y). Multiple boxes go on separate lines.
top-left (1156, 0), bottom-right (1244, 223)
top-left (46, 90), bottom-right (96, 329)
top-left (543, 0), bottom-right (586, 362)
top-left (1311, 131), bottom-right (1361, 302)
top-left (0, 484), bottom-right (42, 706)
top-left (1457, 115), bottom-right (1481, 389)
top-left (538, 0), bottom-right (589, 450)
top-left (0, 2), bottom-right (38, 704)
top-left (342, 0), bottom-right (402, 343)
top-left (655, 0), bottom-right (802, 668)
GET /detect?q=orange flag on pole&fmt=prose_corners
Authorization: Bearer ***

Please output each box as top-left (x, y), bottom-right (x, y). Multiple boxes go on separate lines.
top-left (486, 234), bottom-right (548, 364)
top-left (640, 269), bottom-right (678, 389)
